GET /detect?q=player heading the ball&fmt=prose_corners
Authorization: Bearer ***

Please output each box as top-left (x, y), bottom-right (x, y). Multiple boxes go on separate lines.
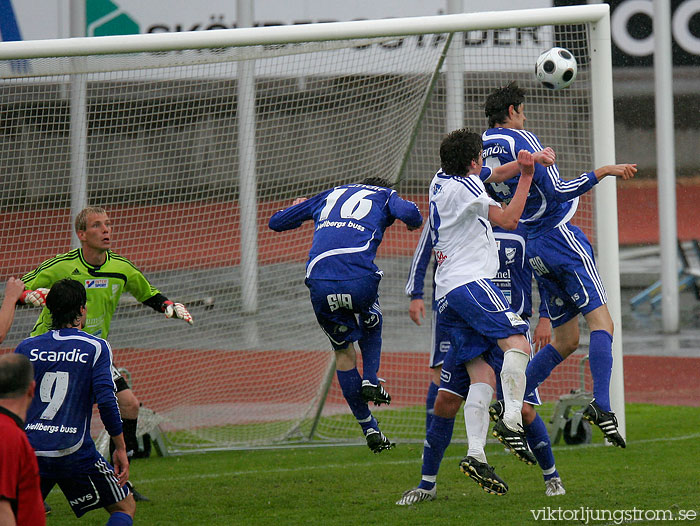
top-left (481, 81), bottom-right (636, 448)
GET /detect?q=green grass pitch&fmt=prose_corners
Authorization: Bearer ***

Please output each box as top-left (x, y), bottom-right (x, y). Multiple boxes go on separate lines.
top-left (45, 404), bottom-right (700, 525)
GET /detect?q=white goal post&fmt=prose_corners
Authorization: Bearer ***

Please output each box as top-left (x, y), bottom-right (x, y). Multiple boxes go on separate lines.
top-left (0, 4), bottom-right (624, 451)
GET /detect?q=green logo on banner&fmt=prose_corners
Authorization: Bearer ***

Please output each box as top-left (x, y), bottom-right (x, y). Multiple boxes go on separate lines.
top-left (86, 0), bottom-right (139, 36)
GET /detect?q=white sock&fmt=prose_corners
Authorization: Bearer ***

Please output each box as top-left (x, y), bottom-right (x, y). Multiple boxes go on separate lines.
top-left (464, 382), bottom-right (493, 463)
top-left (500, 349), bottom-right (529, 430)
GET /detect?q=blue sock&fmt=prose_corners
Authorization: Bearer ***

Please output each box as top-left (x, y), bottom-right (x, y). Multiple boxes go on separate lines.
top-left (589, 330), bottom-right (613, 411)
top-left (358, 327), bottom-right (382, 385)
top-left (336, 368), bottom-right (375, 432)
top-left (418, 415), bottom-right (455, 491)
top-left (525, 344), bottom-right (564, 397)
top-left (107, 512), bottom-right (133, 526)
top-left (525, 413), bottom-right (558, 480)
top-left (425, 382), bottom-right (439, 432)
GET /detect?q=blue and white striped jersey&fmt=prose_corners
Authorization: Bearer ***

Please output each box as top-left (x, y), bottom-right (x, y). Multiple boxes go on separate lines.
top-left (15, 328), bottom-right (122, 463)
top-left (481, 127), bottom-right (599, 238)
top-left (428, 170), bottom-right (500, 300)
top-left (269, 183), bottom-right (422, 280)
top-left (406, 220), bottom-right (546, 319)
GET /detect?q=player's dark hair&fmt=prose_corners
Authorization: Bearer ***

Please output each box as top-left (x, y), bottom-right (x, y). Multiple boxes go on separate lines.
top-left (360, 177), bottom-right (394, 188)
top-left (75, 206), bottom-right (107, 233)
top-left (484, 81), bottom-right (527, 128)
top-left (46, 279), bottom-right (87, 330)
top-left (439, 128), bottom-right (482, 176)
top-left (0, 353), bottom-right (33, 399)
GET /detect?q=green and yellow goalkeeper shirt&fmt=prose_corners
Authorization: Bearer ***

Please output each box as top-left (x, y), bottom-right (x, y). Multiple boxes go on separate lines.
top-left (22, 248), bottom-right (163, 338)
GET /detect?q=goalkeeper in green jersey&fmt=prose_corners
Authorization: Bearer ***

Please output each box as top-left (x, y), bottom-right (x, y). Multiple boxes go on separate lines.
top-left (19, 206), bottom-right (194, 502)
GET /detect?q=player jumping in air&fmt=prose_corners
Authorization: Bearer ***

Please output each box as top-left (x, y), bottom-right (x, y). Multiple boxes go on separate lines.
top-left (398, 221), bottom-right (565, 505)
top-left (269, 177), bottom-right (423, 452)
top-left (481, 81), bottom-right (637, 447)
top-left (408, 129), bottom-right (537, 497)
top-left (404, 149), bottom-right (555, 438)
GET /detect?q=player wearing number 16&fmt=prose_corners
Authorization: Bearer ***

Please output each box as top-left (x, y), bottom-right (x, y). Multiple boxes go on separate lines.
top-left (14, 279), bottom-right (135, 526)
top-left (269, 177), bottom-right (423, 452)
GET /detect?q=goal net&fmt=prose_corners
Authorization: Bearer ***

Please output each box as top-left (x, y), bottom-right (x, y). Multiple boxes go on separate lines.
top-left (0, 5), bottom-right (622, 452)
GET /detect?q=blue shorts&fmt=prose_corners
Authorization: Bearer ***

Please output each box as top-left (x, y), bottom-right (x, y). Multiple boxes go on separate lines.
top-left (438, 328), bottom-right (502, 398)
top-left (38, 451), bottom-right (130, 518)
top-left (306, 272), bottom-right (383, 350)
top-left (439, 279), bottom-right (529, 353)
top-left (430, 310), bottom-right (450, 369)
top-left (439, 318), bottom-right (541, 406)
top-left (526, 223), bottom-right (607, 328)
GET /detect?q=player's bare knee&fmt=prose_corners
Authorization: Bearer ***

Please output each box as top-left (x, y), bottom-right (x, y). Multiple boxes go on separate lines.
top-left (557, 338), bottom-right (579, 357)
top-left (522, 403), bottom-right (536, 425)
top-left (466, 357), bottom-right (496, 386)
top-left (433, 391), bottom-right (461, 418)
top-left (590, 317), bottom-right (614, 336)
top-left (107, 493), bottom-right (136, 516)
top-left (499, 334), bottom-right (529, 356)
top-left (553, 329), bottom-right (579, 357)
top-left (333, 344), bottom-right (356, 371)
top-left (585, 304), bottom-right (614, 335)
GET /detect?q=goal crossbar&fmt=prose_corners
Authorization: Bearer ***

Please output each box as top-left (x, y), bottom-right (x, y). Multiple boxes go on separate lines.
top-left (0, 5), bottom-right (610, 60)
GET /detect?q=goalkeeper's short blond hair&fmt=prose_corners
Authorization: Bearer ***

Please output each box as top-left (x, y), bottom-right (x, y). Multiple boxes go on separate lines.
top-left (74, 206), bottom-right (107, 233)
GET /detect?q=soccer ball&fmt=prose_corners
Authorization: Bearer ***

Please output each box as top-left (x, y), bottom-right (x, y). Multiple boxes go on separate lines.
top-left (535, 47), bottom-right (577, 90)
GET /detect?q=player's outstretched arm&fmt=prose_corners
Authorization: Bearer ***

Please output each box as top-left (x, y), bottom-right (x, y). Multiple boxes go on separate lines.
top-left (164, 301), bottom-right (194, 325)
top-left (142, 294), bottom-right (193, 325)
top-left (488, 150), bottom-right (535, 229)
top-left (593, 163), bottom-right (637, 181)
top-left (110, 434), bottom-right (130, 487)
top-left (389, 194), bottom-right (423, 231)
top-left (269, 194), bottom-right (319, 232)
top-left (0, 277), bottom-right (25, 344)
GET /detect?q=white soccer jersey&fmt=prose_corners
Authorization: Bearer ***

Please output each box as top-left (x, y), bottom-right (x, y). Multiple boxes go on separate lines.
top-left (429, 170), bottom-right (501, 299)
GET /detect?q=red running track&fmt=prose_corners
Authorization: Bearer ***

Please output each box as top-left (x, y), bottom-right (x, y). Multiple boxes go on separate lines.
top-left (15, 348), bottom-right (692, 411)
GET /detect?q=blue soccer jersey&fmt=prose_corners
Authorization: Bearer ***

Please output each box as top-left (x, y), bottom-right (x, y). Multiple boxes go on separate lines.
top-left (481, 127), bottom-right (599, 238)
top-left (492, 224), bottom-right (550, 320)
top-left (269, 182), bottom-right (422, 280)
top-left (15, 328), bottom-right (122, 466)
